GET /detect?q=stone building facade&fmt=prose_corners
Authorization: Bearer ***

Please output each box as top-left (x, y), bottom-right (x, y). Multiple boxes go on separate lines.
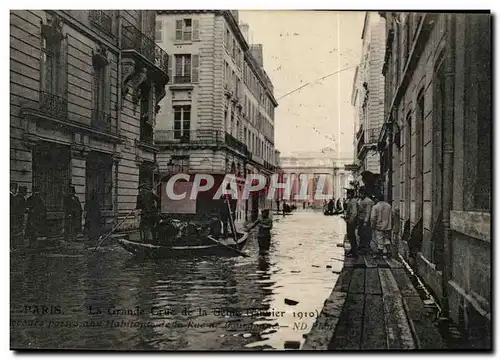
top-left (154, 10), bottom-right (278, 222)
top-left (351, 12), bottom-right (386, 179)
top-left (10, 10), bottom-right (169, 238)
top-left (379, 12), bottom-right (491, 347)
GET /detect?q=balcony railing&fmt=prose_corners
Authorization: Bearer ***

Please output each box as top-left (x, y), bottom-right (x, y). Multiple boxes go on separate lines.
top-left (89, 10), bottom-right (113, 34)
top-left (366, 127), bottom-right (382, 143)
top-left (173, 75), bottom-right (192, 84)
top-left (140, 122), bottom-right (154, 144)
top-left (91, 108), bottom-right (113, 133)
top-left (225, 132), bottom-right (248, 154)
top-left (121, 18), bottom-right (169, 75)
top-left (154, 130), bottom-right (223, 144)
top-left (39, 91), bottom-right (68, 118)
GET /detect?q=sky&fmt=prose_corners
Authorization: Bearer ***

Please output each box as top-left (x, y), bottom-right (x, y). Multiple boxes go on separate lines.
top-left (239, 10), bottom-right (366, 158)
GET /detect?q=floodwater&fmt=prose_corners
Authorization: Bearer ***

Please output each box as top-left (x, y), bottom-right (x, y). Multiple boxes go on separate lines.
top-left (10, 210), bottom-right (346, 351)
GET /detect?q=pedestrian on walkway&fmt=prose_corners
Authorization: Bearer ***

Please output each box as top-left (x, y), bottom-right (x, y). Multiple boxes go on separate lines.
top-left (344, 189), bottom-right (358, 257)
top-left (85, 190), bottom-right (102, 243)
top-left (357, 186), bottom-right (374, 255)
top-left (25, 187), bottom-right (46, 247)
top-left (370, 193), bottom-right (392, 256)
top-left (246, 208), bottom-right (273, 255)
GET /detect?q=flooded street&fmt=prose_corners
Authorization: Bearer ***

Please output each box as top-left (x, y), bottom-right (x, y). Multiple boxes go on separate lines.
top-left (10, 210), bottom-right (346, 351)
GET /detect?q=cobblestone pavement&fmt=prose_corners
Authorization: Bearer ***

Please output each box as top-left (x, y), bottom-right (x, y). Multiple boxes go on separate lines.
top-left (10, 210), bottom-right (347, 351)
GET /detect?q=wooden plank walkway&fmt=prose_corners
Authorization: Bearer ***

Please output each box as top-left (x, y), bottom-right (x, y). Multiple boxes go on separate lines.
top-left (302, 253), bottom-right (445, 350)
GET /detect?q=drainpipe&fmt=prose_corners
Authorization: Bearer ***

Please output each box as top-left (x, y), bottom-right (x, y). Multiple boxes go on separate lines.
top-left (388, 113), bottom-right (393, 203)
top-left (114, 11), bottom-right (123, 223)
top-left (441, 13), bottom-right (456, 318)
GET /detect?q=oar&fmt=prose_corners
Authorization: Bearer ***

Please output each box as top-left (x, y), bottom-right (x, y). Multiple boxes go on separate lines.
top-left (206, 235), bottom-right (250, 257)
top-left (91, 209), bottom-right (136, 252)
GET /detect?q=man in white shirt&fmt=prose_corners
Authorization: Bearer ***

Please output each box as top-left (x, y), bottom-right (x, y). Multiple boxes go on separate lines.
top-left (370, 193), bottom-right (392, 256)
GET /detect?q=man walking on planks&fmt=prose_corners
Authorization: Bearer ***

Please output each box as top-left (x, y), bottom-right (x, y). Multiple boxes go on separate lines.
top-left (357, 186), bottom-right (374, 255)
top-left (344, 189), bottom-right (358, 257)
top-left (370, 193), bottom-right (392, 256)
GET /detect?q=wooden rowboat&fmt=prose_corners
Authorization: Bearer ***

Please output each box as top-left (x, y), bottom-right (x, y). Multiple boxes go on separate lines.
top-left (116, 231), bottom-right (249, 259)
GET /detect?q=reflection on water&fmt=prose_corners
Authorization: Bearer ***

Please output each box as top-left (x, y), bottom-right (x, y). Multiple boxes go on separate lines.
top-left (10, 211), bottom-right (345, 350)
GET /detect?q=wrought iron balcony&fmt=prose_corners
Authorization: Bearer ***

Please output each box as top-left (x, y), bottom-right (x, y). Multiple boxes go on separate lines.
top-left (173, 75), bottom-right (192, 84)
top-left (89, 10), bottom-right (113, 34)
top-left (39, 91), bottom-right (68, 118)
top-left (121, 18), bottom-right (169, 76)
top-left (366, 127), bottom-right (382, 143)
top-left (154, 130), bottom-right (223, 145)
top-left (91, 108), bottom-right (113, 133)
top-left (225, 132), bottom-right (248, 155)
top-left (140, 122), bottom-right (154, 145)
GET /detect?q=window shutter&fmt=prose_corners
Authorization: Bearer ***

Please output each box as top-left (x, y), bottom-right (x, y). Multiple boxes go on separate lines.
top-left (105, 65), bottom-right (112, 126)
top-left (60, 35), bottom-right (69, 100)
top-left (175, 20), bottom-right (183, 41)
top-left (192, 19), bottom-right (200, 41)
top-left (191, 54), bottom-right (199, 83)
top-left (167, 54), bottom-right (172, 82)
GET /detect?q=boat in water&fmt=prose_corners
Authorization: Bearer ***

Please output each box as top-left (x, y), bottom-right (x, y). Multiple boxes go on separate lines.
top-left (116, 231), bottom-right (249, 259)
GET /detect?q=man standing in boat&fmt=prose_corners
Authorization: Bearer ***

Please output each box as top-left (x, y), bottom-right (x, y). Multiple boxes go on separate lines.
top-left (219, 183), bottom-right (237, 238)
top-left (136, 183), bottom-right (159, 243)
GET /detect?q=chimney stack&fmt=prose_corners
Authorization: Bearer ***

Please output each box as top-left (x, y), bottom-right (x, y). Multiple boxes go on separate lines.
top-left (250, 44), bottom-right (263, 67)
top-left (239, 22), bottom-right (249, 43)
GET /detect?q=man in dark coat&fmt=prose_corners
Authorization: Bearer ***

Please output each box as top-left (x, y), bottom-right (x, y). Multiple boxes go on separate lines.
top-left (85, 190), bottom-right (102, 243)
top-left (219, 184), bottom-right (237, 238)
top-left (14, 186), bottom-right (27, 237)
top-left (26, 187), bottom-right (46, 247)
top-left (327, 199), bottom-right (334, 215)
top-left (64, 186), bottom-right (82, 241)
top-left (10, 182), bottom-right (18, 239)
top-left (136, 184), bottom-right (160, 243)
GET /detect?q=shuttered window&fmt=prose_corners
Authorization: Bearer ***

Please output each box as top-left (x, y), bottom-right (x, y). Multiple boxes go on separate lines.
top-left (175, 18), bottom-right (199, 42)
top-left (174, 54), bottom-right (191, 83)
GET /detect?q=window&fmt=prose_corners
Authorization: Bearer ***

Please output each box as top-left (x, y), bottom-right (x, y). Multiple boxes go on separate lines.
top-left (225, 29), bottom-right (230, 51)
top-left (155, 20), bottom-right (162, 42)
top-left (174, 54), bottom-right (191, 83)
top-left (175, 18), bottom-right (199, 42)
top-left (91, 50), bottom-right (110, 131)
top-left (416, 90), bottom-right (425, 225)
top-left (40, 16), bottom-right (68, 117)
top-left (173, 105), bottom-right (191, 140)
top-left (232, 39), bottom-right (236, 59)
top-left (86, 152), bottom-right (113, 211)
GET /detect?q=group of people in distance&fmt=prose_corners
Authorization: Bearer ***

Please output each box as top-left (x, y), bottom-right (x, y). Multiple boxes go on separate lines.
top-left (343, 186), bottom-right (392, 258)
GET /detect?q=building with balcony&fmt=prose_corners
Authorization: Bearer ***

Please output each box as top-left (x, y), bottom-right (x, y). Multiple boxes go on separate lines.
top-left (379, 12), bottom-right (491, 348)
top-left (351, 12), bottom-right (386, 183)
top-left (10, 10), bottom-right (169, 238)
top-left (154, 10), bottom-right (279, 221)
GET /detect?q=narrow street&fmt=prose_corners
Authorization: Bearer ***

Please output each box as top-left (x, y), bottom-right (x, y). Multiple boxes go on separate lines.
top-left (10, 210), bottom-right (346, 351)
